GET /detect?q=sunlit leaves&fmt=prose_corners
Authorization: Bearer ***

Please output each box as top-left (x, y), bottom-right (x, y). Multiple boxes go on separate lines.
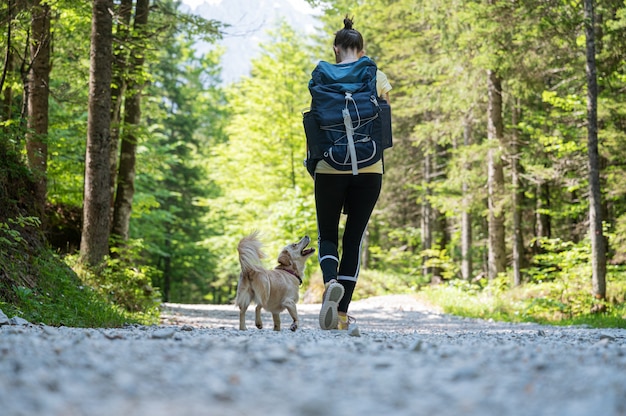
top-left (207, 22), bottom-right (317, 275)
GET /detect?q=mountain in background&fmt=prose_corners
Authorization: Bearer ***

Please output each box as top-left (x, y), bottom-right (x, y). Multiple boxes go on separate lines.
top-left (182, 0), bottom-right (321, 84)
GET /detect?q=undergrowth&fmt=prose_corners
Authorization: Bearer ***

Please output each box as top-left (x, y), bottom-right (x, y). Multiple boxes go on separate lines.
top-left (411, 238), bottom-right (626, 329)
top-left (0, 218), bottom-right (160, 327)
top-left (419, 278), bottom-right (626, 329)
top-left (418, 254), bottom-right (626, 329)
top-left (0, 245), bottom-right (149, 327)
top-left (65, 240), bottom-right (162, 324)
top-left (0, 142), bottom-right (159, 327)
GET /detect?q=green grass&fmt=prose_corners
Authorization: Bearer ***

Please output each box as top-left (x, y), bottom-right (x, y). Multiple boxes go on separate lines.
top-left (0, 248), bottom-right (158, 328)
top-left (418, 279), bottom-right (626, 329)
top-left (350, 268), bottom-right (420, 300)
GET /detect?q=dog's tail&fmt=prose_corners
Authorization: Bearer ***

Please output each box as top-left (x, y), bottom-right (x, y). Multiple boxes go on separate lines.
top-left (237, 231), bottom-right (266, 274)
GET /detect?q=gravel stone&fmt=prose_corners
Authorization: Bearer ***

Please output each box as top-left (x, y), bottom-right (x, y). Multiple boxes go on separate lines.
top-left (0, 309), bottom-right (9, 325)
top-left (9, 316), bottom-right (30, 326)
top-left (1, 295), bottom-right (625, 416)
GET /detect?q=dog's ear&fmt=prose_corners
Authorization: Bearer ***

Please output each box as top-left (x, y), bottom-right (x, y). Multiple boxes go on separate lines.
top-left (278, 250), bottom-right (292, 266)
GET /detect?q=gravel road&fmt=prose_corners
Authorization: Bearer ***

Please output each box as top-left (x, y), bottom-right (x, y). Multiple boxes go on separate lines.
top-left (1, 295), bottom-right (625, 416)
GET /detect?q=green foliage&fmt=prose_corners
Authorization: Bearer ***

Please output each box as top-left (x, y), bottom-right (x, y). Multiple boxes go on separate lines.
top-left (128, 13), bottom-right (227, 303)
top-left (420, 280), bottom-right (514, 322)
top-left (526, 238), bottom-right (590, 284)
top-left (46, 0), bottom-right (92, 206)
top-left (350, 268), bottom-right (419, 300)
top-left (368, 226), bottom-right (423, 278)
top-left (0, 201), bottom-right (158, 326)
top-left (422, 247), bottom-right (460, 281)
top-left (3, 0), bottom-right (626, 332)
top-left (420, 238), bottom-right (626, 328)
top-left (205, 21), bottom-right (318, 289)
top-left (0, 217), bottom-right (40, 251)
top-left (66, 242), bottom-right (161, 323)
top-left (0, 218), bottom-right (147, 327)
top-left (0, 250), bottom-right (143, 327)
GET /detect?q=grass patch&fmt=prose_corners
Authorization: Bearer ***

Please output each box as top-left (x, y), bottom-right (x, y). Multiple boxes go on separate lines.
top-left (0, 219), bottom-right (159, 327)
top-left (302, 267), bottom-right (418, 303)
top-left (419, 277), bottom-right (626, 329)
top-left (0, 248), bottom-right (154, 327)
top-left (351, 268), bottom-right (420, 300)
top-left (416, 238), bottom-right (626, 329)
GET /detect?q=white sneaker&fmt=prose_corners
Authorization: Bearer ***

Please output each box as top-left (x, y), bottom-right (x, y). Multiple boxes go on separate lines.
top-left (319, 280), bottom-right (344, 330)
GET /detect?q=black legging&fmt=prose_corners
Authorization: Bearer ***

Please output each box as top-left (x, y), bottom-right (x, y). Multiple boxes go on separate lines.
top-left (314, 173), bottom-right (382, 313)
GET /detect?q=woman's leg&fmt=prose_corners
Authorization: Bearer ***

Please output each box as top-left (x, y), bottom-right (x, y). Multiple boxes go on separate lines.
top-left (337, 174), bottom-right (382, 313)
top-left (314, 174), bottom-right (349, 283)
top-left (315, 174), bottom-right (352, 329)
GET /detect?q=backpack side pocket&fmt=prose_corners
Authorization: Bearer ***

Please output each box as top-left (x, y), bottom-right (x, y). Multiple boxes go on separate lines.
top-left (373, 99), bottom-right (392, 149)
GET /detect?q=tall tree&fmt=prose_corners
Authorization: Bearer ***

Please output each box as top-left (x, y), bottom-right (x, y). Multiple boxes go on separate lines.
top-left (584, 0), bottom-right (606, 300)
top-left (111, 0), bottom-right (150, 242)
top-left (132, 10), bottom-right (226, 302)
top-left (80, 0), bottom-right (114, 266)
top-left (486, 70), bottom-right (506, 279)
top-left (207, 22), bottom-right (316, 285)
top-left (421, 151), bottom-right (434, 280)
top-left (511, 99), bottom-right (524, 286)
top-left (109, 0), bottom-right (133, 208)
top-left (461, 115), bottom-right (473, 281)
top-left (25, 0), bottom-right (51, 222)
top-left (1, 0), bottom-right (16, 122)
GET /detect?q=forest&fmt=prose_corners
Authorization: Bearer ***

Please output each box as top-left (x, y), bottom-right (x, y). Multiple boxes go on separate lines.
top-left (1, 0), bottom-right (625, 327)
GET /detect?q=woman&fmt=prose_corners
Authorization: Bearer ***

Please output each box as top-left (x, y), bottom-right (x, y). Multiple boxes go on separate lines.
top-left (314, 17), bottom-right (392, 331)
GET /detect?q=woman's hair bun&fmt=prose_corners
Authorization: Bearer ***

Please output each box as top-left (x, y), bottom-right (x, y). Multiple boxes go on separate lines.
top-left (343, 16), bottom-right (354, 30)
top-left (334, 15), bottom-right (362, 50)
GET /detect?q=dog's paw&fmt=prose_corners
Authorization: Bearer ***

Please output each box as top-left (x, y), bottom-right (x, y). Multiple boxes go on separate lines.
top-left (289, 322), bottom-right (298, 332)
top-left (256, 323), bottom-right (263, 329)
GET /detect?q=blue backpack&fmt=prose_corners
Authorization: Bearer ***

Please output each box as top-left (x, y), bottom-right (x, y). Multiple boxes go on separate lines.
top-left (304, 56), bottom-right (391, 176)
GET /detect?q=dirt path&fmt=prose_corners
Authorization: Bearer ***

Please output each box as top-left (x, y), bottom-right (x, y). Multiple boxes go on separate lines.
top-left (161, 294), bottom-right (438, 331)
top-left (1, 295), bottom-right (626, 416)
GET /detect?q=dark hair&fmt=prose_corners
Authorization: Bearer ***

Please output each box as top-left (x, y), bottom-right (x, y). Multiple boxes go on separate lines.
top-left (333, 16), bottom-right (363, 51)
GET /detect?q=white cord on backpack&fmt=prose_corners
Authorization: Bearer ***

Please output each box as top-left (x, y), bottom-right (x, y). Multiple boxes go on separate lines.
top-left (344, 92), bottom-right (363, 129)
top-left (343, 107), bottom-right (359, 175)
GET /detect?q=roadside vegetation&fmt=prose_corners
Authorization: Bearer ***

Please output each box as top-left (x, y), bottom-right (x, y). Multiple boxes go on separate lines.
top-left (420, 278), bottom-right (626, 329)
top-left (418, 238), bottom-right (626, 329)
top-left (2, 1), bottom-right (626, 329)
top-left (0, 147), bottom-right (158, 327)
top-left (0, 227), bottom-right (160, 327)
top-left (1, 183), bottom-right (624, 329)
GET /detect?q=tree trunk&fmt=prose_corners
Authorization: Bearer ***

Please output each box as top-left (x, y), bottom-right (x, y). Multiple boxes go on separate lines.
top-left (433, 144), bottom-right (448, 281)
top-left (26, 0), bottom-right (51, 223)
top-left (584, 0), bottom-right (606, 300)
top-left (511, 99), bottom-right (523, 286)
top-left (1, 0), bottom-right (15, 122)
top-left (536, 182), bottom-right (551, 239)
top-left (487, 69), bottom-right (506, 280)
top-left (80, 0), bottom-right (114, 267)
top-left (1, 49), bottom-right (13, 122)
top-left (433, 208), bottom-right (446, 281)
top-left (111, 0), bottom-right (150, 242)
top-left (163, 236), bottom-right (171, 302)
top-left (461, 116), bottom-right (473, 280)
top-left (109, 0), bottom-right (133, 213)
top-left (421, 151), bottom-right (433, 282)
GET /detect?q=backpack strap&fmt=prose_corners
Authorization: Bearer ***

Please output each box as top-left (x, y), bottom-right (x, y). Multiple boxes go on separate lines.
top-left (342, 93), bottom-right (358, 175)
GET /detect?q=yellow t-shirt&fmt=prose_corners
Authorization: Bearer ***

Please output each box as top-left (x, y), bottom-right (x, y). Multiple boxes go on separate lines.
top-left (315, 69), bottom-right (390, 175)
top-left (315, 158), bottom-right (384, 174)
top-left (377, 70), bottom-right (392, 97)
